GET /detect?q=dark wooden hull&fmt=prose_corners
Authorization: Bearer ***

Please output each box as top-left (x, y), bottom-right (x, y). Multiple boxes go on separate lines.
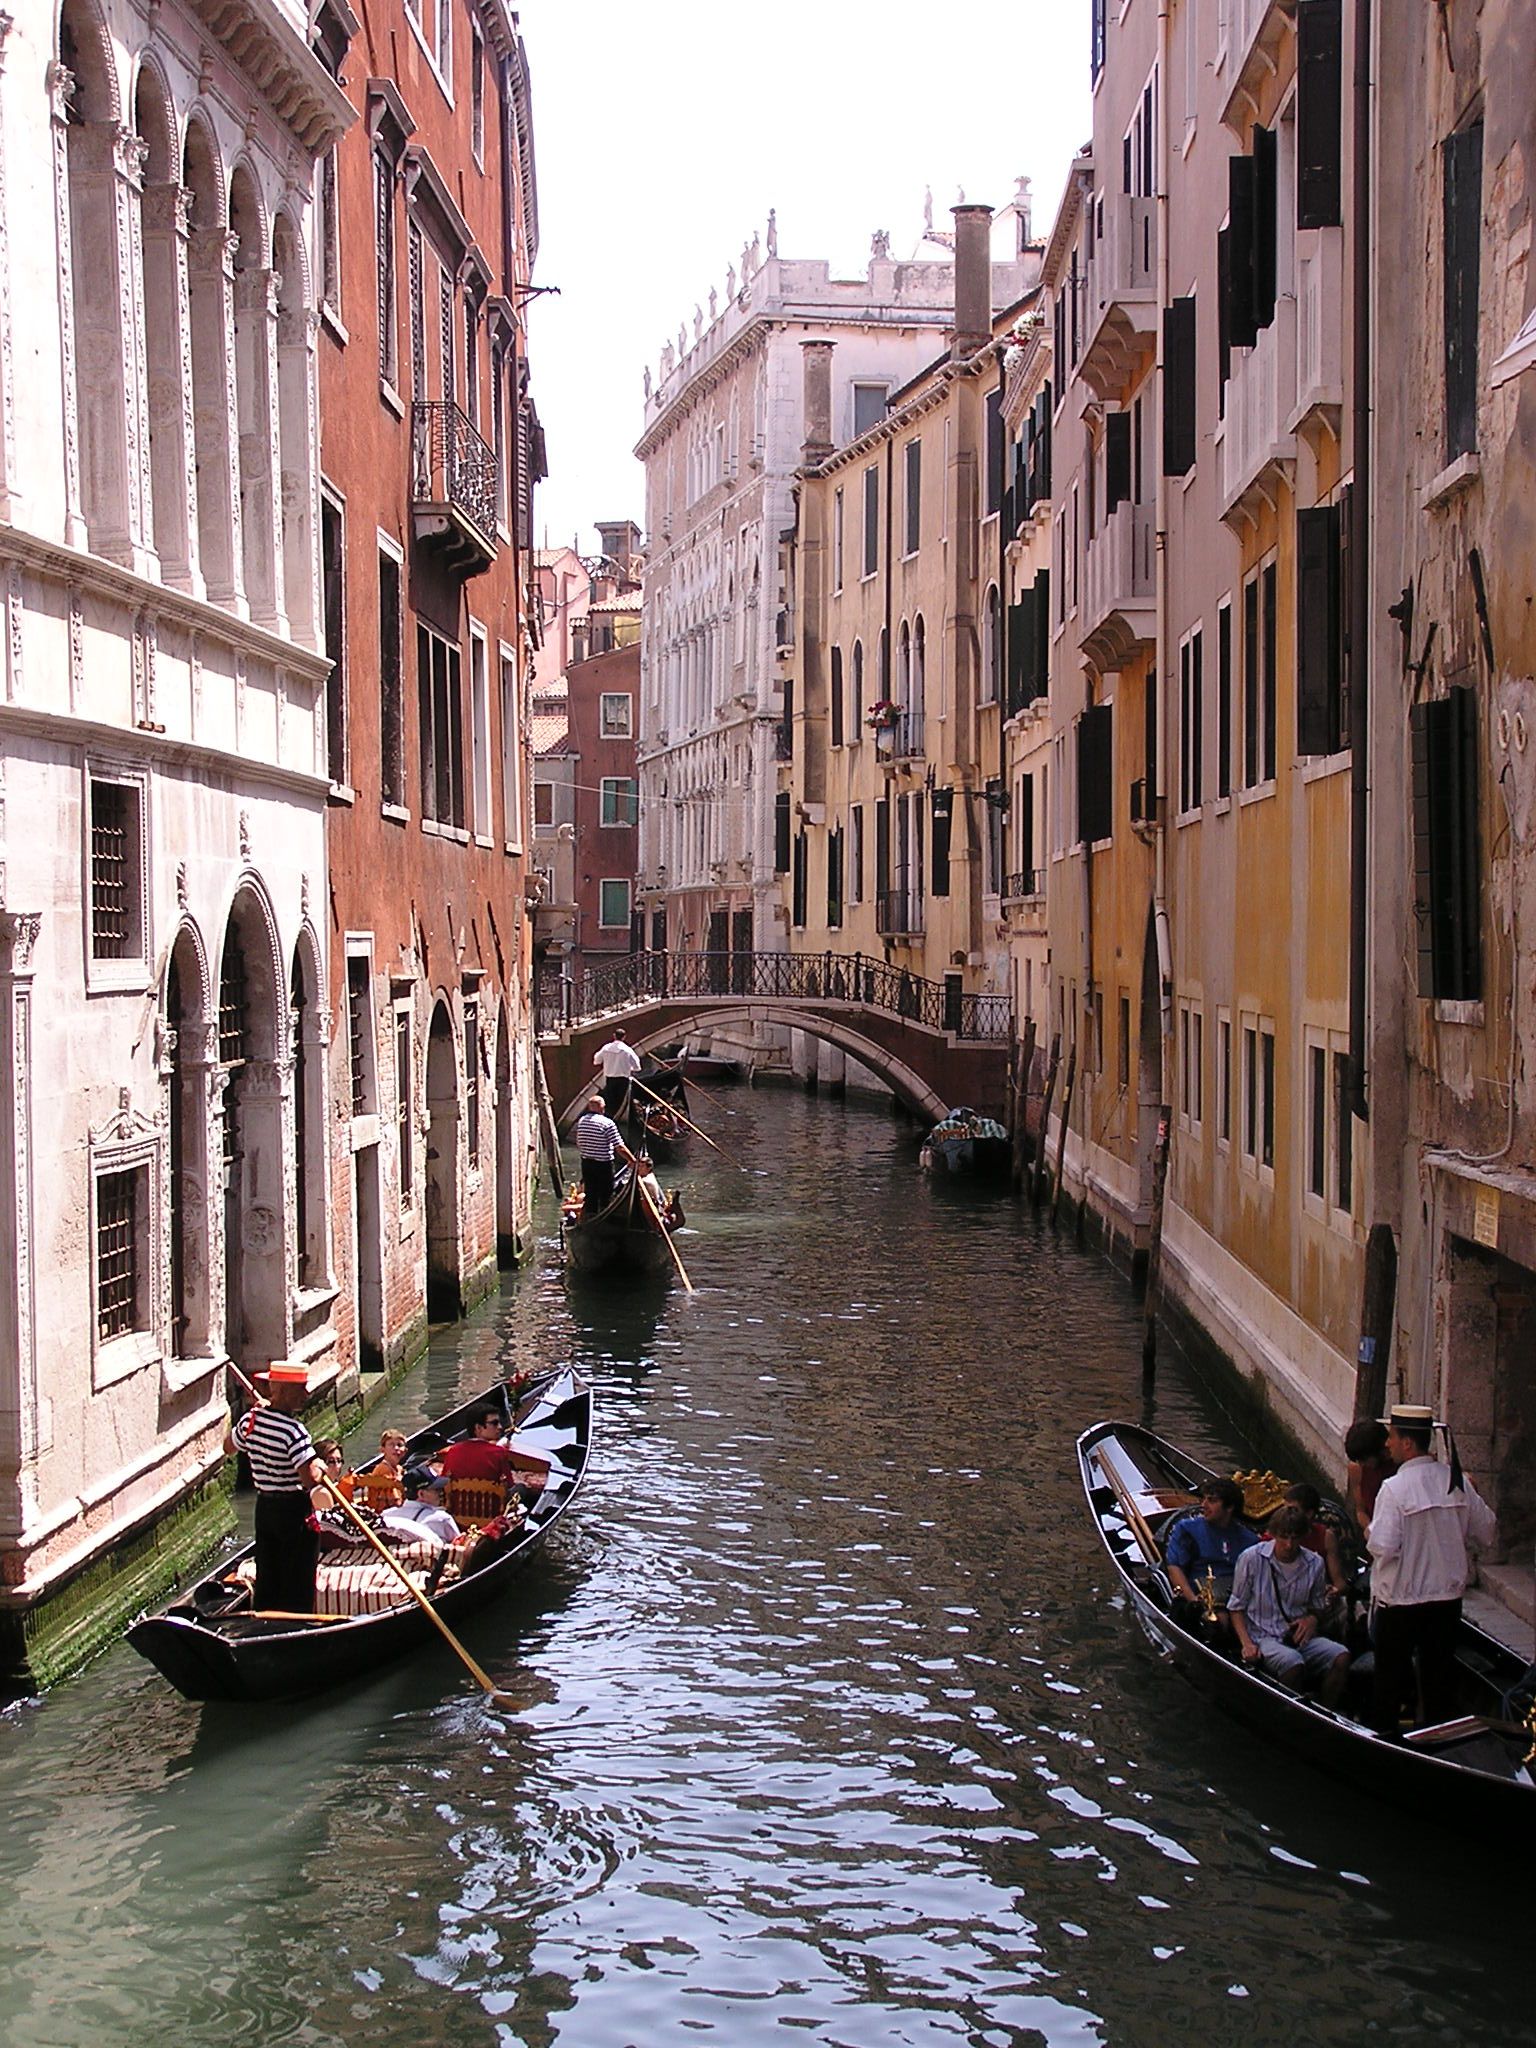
top-left (564, 1211), bottom-right (675, 1277)
top-left (127, 1369), bottom-right (591, 1704)
top-left (920, 1133), bottom-right (1012, 1177)
top-left (1078, 1421), bottom-right (1536, 1839)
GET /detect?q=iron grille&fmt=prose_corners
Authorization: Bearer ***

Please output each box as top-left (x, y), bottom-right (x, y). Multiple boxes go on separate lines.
top-left (411, 399), bottom-right (499, 549)
top-left (347, 959), bottom-right (369, 1115)
top-left (90, 781), bottom-right (134, 958)
top-left (96, 1168), bottom-right (139, 1341)
top-left (396, 1010), bottom-right (413, 1205)
top-left (464, 1000), bottom-right (480, 1163)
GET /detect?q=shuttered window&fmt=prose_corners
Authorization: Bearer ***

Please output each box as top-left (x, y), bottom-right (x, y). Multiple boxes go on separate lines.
top-left (791, 833), bottom-right (807, 928)
top-left (827, 825), bottom-right (844, 929)
top-left (830, 645), bottom-right (844, 746)
top-left (1243, 576), bottom-right (1260, 788)
top-left (1252, 127), bottom-right (1278, 331)
top-left (1296, 503), bottom-right (1344, 755)
top-left (1105, 411), bottom-right (1132, 515)
top-left (1217, 228), bottom-right (1232, 406)
top-left (904, 438), bottom-right (922, 554)
top-left (1227, 158), bottom-right (1258, 351)
top-left (931, 787), bottom-right (953, 899)
top-left (1180, 630), bottom-right (1204, 813)
top-left (1217, 600), bottom-right (1233, 798)
top-left (986, 388), bottom-right (1006, 516)
top-left (1077, 703), bottom-right (1114, 846)
top-left (1411, 687), bottom-right (1482, 1000)
top-left (1444, 121), bottom-right (1483, 460)
top-left (774, 790), bottom-right (791, 874)
top-left (1163, 297), bottom-right (1196, 476)
top-left (862, 465), bottom-right (879, 577)
top-left (1297, 0), bottom-right (1344, 229)
top-left (1261, 561), bottom-right (1278, 781)
top-left (875, 797), bottom-right (891, 900)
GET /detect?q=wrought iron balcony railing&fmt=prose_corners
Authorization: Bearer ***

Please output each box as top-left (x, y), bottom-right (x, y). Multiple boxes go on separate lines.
top-left (411, 400), bottom-right (499, 570)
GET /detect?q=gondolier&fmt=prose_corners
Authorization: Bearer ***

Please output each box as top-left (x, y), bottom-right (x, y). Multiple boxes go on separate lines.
top-left (225, 1362), bottom-right (327, 1615)
top-left (1368, 1403), bottom-right (1497, 1733)
top-left (593, 1027), bottom-right (642, 1117)
top-left (575, 1093), bottom-right (637, 1210)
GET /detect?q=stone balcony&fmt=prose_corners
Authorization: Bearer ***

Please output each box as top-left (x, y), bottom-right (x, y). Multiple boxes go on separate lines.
top-left (1081, 501), bottom-right (1155, 669)
top-left (1219, 293), bottom-right (1297, 526)
top-left (1080, 194), bottom-right (1158, 402)
top-left (410, 400), bottom-right (499, 576)
top-left (1221, 0), bottom-right (1296, 133)
top-left (1290, 228), bottom-right (1345, 439)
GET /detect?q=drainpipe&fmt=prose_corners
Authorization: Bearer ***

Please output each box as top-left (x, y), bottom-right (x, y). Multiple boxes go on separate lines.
top-left (1347, 0), bottom-right (1372, 1122)
top-left (1153, 0), bottom-right (1172, 1048)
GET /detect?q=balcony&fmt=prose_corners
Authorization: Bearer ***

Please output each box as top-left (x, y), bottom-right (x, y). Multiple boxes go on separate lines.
top-left (1219, 293), bottom-right (1296, 526)
top-left (1290, 229), bottom-right (1344, 439)
top-left (1222, 0), bottom-right (1296, 135)
top-left (1004, 868), bottom-right (1045, 903)
top-left (1080, 194), bottom-right (1158, 401)
top-left (411, 401), bottom-right (499, 576)
top-left (1081, 501), bottom-right (1154, 668)
top-left (875, 888), bottom-right (924, 940)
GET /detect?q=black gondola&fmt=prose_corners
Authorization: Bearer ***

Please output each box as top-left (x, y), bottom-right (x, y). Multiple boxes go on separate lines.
top-left (1079, 1420), bottom-right (1536, 1838)
top-left (127, 1367), bottom-right (591, 1704)
top-left (561, 1175), bottom-right (680, 1279)
top-left (631, 1096), bottom-right (688, 1163)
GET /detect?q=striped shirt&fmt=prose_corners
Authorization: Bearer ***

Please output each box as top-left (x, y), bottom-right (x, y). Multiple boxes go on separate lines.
top-left (239, 1407), bottom-right (317, 1493)
top-left (576, 1111), bottom-right (623, 1161)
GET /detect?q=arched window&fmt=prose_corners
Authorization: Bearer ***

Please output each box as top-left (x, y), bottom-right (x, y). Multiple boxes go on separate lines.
top-left (230, 167), bottom-right (278, 626)
top-left (289, 935), bottom-right (327, 1289)
top-left (184, 117), bottom-right (238, 606)
top-left (166, 926), bottom-right (213, 1359)
top-left (134, 61), bottom-right (191, 585)
top-left (219, 888), bottom-right (286, 1369)
top-left (850, 639), bottom-right (864, 741)
top-left (913, 615), bottom-right (926, 718)
top-left (897, 620), bottom-right (911, 709)
top-left (984, 584), bottom-right (1002, 704)
top-left (273, 213), bottom-right (316, 645)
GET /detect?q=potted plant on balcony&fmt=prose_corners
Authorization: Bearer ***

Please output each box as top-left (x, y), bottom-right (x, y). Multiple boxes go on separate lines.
top-left (867, 698), bottom-right (899, 734)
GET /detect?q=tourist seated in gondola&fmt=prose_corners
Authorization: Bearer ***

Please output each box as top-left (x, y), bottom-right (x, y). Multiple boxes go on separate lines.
top-left (1227, 1504), bottom-right (1351, 1705)
top-left (618, 1151), bottom-right (685, 1228)
top-left (1283, 1482), bottom-right (1351, 1599)
top-left (434, 1406), bottom-right (548, 1503)
top-left (1164, 1477), bottom-right (1259, 1619)
top-left (382, 1470), bottom-right (461, 1546)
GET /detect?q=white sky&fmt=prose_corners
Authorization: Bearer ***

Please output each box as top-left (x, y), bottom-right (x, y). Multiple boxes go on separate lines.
top-left (519, 0), bottom-right (1092, 555)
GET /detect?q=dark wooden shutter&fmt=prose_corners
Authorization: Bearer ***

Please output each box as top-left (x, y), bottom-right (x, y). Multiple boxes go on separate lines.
top-left (1018, 774), bottom-right (1035, 883)
top-left (1227, 157), bottom-right (1258, 348)
top-left (792, 832), bottom-right (807, 928)
top-left (1105, 411), bottom-right (1132, 513)
top-left (875, 796), bottom-right (891, 899)
top-left (1217, 603), bottom-right (1233, 798)
top-left (1411, 689), bottom-right (1482, 999)
top-left (1217, 228), bottom-right (1232, 405)
top-left (1253, 126), bottom-right (1278, 330)
top-left (986, 387), bottom-right (1005, 515)
top-left (1034, 569), bottom-right (1050, 691)
top-left (1012, 587), bottom-right (1037, 711)
top-left (1444, 121), bottom-right (1484, 460)
top-left (1296, 504), bottom-right (1342, 755)
top-left (774, 789), bottom-right (791, 873)
top-left (1163, 297), bottom-right (1197, 476)
top-left (1262, 561), bottom-right (1278, 781)
top-left (931, 787), bottom-right (953, 898)
top-left (830, 646), bottom-right (844, 746)
top-left (1077, 703), bottom-right (1114, 845)
top-left (1243, 578), bottom-right (1260, 787)
top-left (1297, 0), bottom-right (1344, 229)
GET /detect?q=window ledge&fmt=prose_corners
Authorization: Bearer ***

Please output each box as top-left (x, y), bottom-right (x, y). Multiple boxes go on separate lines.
top-left (1238, 779), bottom-right (1276, 806)
top-left (1300, 749), bottom-right (1351, 783)
top-left (381, 801), bottom-right (410, 824)
top-left (86, 962), bottom-right (153, 998)
top-left (474, 832), bottom-right (494, 849)
top-left (328, 782), bottom-right (355, 805)
top-left (94, 1330), bottom-right (160, 1392)
top-left (503, 839), bottom-right (523, 857)
top-left (1175, 805), bottom-right (1203, 828)
top-left (1434, 998), bottom-right (1485, 1027)
top-left (380, 381), bottom-right (406, 420)
top-left (320, 303), bottom-right (348, 347)
top-left (292, 1281), bottom-right (341, 1318)
top-left (1422, 451), bottom-right (1481, 512)
top-left (1212, 794), bottom-right (1233, 815)
top-left (161, 1351), bottom-right (221, 1396)
top-left (350, 1113), bottom-right (381, 1152)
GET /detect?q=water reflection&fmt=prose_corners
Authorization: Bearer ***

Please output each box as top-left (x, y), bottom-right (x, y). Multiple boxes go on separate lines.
top-left (0, 1089), bottom-right (1529, 2047)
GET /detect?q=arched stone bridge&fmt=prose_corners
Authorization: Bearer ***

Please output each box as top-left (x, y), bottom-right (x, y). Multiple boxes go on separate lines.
top-left (538, 951), bottom-right (1012, 1127)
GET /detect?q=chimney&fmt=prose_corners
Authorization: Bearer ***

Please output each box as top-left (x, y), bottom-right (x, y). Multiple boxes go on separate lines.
top-left (800, 339), bottom-right (835, 462)
top-left (951, 203), bottom-right (993, 359)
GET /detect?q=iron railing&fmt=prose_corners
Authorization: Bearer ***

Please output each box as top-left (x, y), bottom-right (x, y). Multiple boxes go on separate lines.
top-left (1004, 868), bottom-right (1045, 901)
top-left (888, 709), bottom-right (924, 760)
top-left (875, 889), bottom-right (924, 939)
top-left (537, 950), bottom-right (1010, 1042)
top-left (411, 399), bottom-right (499, 549)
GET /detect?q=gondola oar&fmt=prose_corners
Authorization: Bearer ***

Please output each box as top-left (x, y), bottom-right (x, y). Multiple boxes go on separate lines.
top-left (632, 1174), bottom-right (695, 1293)
top-left (649, 1055), bottom-right (741, 1116)
top-left (631, 1077), bottom-right (750, 1173)
top-left (226, 1362), bottom-right (519, 1709)
top-left (1093, 1446), bottom-right (1163, 1567)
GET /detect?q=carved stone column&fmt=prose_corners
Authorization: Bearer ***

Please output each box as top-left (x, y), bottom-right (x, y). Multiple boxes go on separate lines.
top-left (188, 224), bottom-right (245, 615)
top-left (276, 299), bottom-right (320, 651)
top-left (233, 265), bottom-right (286, 636)
top-left (160, 1017), bottom-right (220, 1360)
top-left (46, 61), bottom-right (85, 551)
top-left (0, 909), bottom-right (41, 1552)
top-left (229, 1055), bottom-right (294, 1366)
top-left (0, 16), bottom-right (20, 523)
top-left (142, 183), bottom-right (200, 596)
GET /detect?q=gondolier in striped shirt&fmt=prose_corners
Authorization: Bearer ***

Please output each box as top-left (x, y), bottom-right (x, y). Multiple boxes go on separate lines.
top-left (575, 1093), bottom-right (638, 1211)
top-left (224, 1362), bottom-right (327, 1614)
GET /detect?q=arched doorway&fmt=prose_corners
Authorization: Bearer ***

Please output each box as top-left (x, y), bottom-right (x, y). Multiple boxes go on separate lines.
top-left (495, 1003), bottom-right (515, 1265)
top-left (425, 1001), bottom-right (461, 1318)
top-left (166, 924), bottom-right (214, 1359)
top-left (219, 887), bottom-right (287, 1369)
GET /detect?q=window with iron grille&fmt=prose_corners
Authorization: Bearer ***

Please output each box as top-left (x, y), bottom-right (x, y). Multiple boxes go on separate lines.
top-left (439, 266), bottom-right (454, 407)
top-left (463, 998), bottom-right (480, 1163)
top-left (96, 1166), bottom-right (143, 1342)
top-left (375, 150), bottom-right (397, 388)
top-left (90, 778), bottom-right (140, 960)
top-left (408, 222), bottom-right (425, 400)
top-left (347, 956), bottom-right (371, 1115)
top-left (395, 1007), bottom-right (414, 1205)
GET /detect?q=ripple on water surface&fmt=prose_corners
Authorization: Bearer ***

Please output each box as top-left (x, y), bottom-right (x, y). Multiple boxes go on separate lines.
top-left (0, 1090), bottom-right (1530, 2048)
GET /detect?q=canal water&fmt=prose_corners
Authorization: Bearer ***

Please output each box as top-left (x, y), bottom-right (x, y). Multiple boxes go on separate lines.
top-left (0, 1088), bottom-right (1527, 2048)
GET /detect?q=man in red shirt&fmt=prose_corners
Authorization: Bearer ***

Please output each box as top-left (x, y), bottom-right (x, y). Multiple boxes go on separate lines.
top-left (435, 1408), bottom-right (517, 1485)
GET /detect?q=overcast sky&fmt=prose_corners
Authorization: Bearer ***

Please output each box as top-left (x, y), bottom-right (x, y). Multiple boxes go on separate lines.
top-left (520, 1), bottom-right (1092, 556)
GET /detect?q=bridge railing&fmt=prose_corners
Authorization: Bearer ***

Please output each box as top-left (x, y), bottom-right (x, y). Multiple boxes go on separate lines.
top-left (537, 950), bottom-right (1011, 1043)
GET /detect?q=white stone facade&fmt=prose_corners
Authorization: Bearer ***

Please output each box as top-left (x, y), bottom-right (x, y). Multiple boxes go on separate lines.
top-left (0, 1), bottom-right (349, 1617)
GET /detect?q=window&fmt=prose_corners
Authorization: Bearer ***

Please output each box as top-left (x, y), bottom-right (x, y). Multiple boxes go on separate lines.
top-left (346, 953), bottom-right (375, 1116)
top-left (600, 692), bottom-right (633, 737)
top-left (1411, 686), bottom-right (1482, 1001)
top-left (417, 623), bottom-right (464, 828)
top-left (833, 487), bottom-right (844, 591)
top-left (470, 27), bottom-right (486, 165)
top-left (853, 383), bottom-right (887, 436)
top-left (850, 640), bottom-right (864, 741)
top-left (1307, 1038), bottom-right (1327, 1200)
top-left (321, 489), bottom-right (347, 785)
top-left (830, 646), bottom-right (844, 746)
top-left (862, 465), bottom-right (879, 578)
top-left (318, 147), bottom-right (340, 319)
top-left (500, 647), bottom-right (523, 851)
top-left (849, 803), bottom-right (864, 904)
top-left (534, 781), bottom-right (554, 827)
top-left (791, 830), bottom-right (808, 928)
top-left (375, 151), bottom-right (397, 389)
top-left (89, 776), bottom-right (144, 964)
top-left (1216, 599), bottom-right (1233, 798)
top-left (1334, 1048), bottom-right (1354, 1212)
top-left (904, 437), bottom-right (922, 554)
top-left (982, 585), bottom-right (1001, 705)
top-left (463, 997), bottom-right (480, 1164)
top-left (774, 789), bottom-right (791, 873)
top-left (1297, 0), bottom-right (1344, 229)
top-left (601, 777), bottom-right (639, 827)
top-left (1217, 1012), bottom-right (1232, 1145)
top-left (1118, 995), bottom-right (1131, 1089)
top-left (438, 265), bottom-right (454, 408)
top-left (1443, 118), bottom-right (1483, 461)
top-left (1241, 1019), bottom-right (1258, 1161)
top-left (986, 388), bottom-right (1005, 516)
top-left (1179, 627), bottom-right (1204, 813)
top-left (1242, 565), bottom-right (1277, 787)
top-left (469, 625), bottom-right (491, 837)
top-left (1077, 702), bottom-right (1114, 845)
top-left (599, 879), bottom-right (631, 928)
top-left (1261, 1022), bottom-right (1275, 1169)
top-left (1163, 296), bottom-right (1196, 475)
top-left (379, 541), bottom-right (404, 808)
top-left (1261, 561), bottom-right (1277, 781)
top-left (395, 1004), bottom-right (413, 1205)
top-left (96, 1164), bottom-right (148, 1343)
top-left (463, 300), bottom-right (480, 427)
top-left (1297, 503), bottom-right (1345, 755)
top-left (827, 824), bottom-right (844, 928)
top-left (408, 222), bottom-right (426, 400)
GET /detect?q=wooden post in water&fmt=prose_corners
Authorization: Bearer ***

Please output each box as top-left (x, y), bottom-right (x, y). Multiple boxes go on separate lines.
top-left (1051, 1044), bottom-right (1077, 1228)
top-left (534, 1049), bottom-right (565, 1200)
top-left (1033, 1033), bottom-right (1061, 1208)
top-left (1353, 1222), bottom-right (1398, 1418)
top-left (1011, 1017), bottom-right (1037, 1192)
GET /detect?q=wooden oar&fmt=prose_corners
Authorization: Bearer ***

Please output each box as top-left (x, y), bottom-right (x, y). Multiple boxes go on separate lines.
top-left (649, 1056), bottom-right (741, 1117)
top-left (226, 1362), bottom-right (518, 1709)
top-left (631, 1078), bottom-right (749, 1173)
top-left (632, 1175), bottom-right (696, 1293)
top-left (1094, 1445), bottom-right (1163, 1567)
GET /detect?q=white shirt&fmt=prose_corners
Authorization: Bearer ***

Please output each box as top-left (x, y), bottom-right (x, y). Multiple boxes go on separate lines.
top-left (1368, 1454), bottom-right (1497, 1607)
top-left (382, 1501), bottom-right (460, 1546)
top-left (595, 1039), bottom-right (642, 1080)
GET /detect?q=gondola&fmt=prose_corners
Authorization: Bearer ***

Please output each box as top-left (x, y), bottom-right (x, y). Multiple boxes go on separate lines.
top-left (127, 1366), bottom-right (591, 1704)
top-left (631, 1095), bottom-right (688, 1163)
top-left (561, 1175), bottom-right (680, 1279)
top-left (1079, 1420), bottom-right (1536, 1838)
top-left (918, 1107), bottom-right (1011, 1177)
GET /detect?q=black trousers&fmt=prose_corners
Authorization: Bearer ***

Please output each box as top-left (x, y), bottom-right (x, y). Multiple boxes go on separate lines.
top-left (601, 1075), bottom-right (631, 1117)
top-left (254, 1489), bottom-right (319, 1614)
top-left (1373, 1597), bottom-right (1462, 1730)
top-left (581, 1156), bottom-right (616, 1210)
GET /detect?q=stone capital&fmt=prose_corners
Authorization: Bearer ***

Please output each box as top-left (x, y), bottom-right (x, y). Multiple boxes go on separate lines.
top-left (0, 909), bottom-right (41, 975)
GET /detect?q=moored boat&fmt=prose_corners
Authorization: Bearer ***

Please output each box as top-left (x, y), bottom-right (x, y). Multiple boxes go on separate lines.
top-left (1079, 1419), bottom-right (1536, 1838)
top-left (127, 1367), bottom-right (591, 1704)
top-left (919, 1107), bottom-right (1011, 1177)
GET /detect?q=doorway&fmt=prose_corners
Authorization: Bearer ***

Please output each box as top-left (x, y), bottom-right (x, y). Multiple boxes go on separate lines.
top-left (425, 1001), bottom-right (461, 1319)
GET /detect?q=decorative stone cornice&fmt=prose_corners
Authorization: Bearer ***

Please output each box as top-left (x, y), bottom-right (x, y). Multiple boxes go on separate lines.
top-left (180, 0), bottom-right (355, 153)
top-left (634, 315), bottom-right (776, 461)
